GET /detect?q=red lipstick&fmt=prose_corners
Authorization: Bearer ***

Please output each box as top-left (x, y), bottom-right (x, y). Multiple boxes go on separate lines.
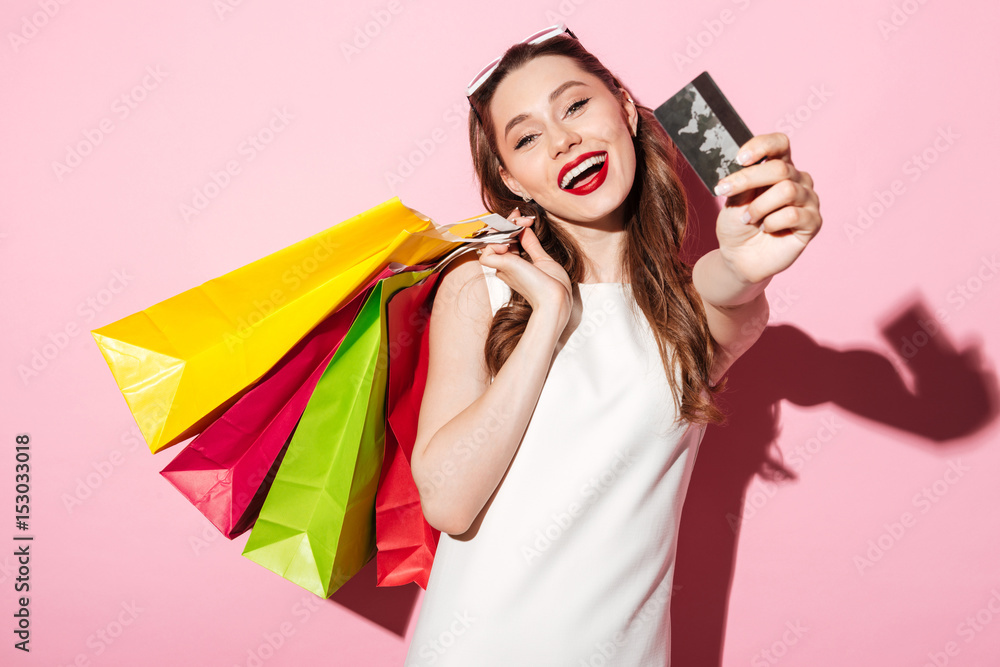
top-left (558, 151), bottom-right (609, 196)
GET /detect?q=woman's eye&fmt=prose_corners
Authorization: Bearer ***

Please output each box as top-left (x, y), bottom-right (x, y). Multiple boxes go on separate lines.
top-left (515, 134), bottom-right (536, 150)
top-left (567, 97), bottom-right (590, 115)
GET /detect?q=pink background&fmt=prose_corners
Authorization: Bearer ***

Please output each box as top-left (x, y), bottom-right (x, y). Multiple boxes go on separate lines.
top-left (2, 0), bottom-right (998, 665)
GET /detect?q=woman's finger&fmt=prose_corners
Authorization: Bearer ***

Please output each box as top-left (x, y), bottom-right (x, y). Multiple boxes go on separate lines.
top-left (506, 206), bottom-right (536, 227)
top-left (742, 179), bottom-right (812, 225)
top-left (479, 243), bottom-right (500, 260)
top-left (744, 181), bottom-right (819, 231)
top-left (716, 158), bottom-right (799, 197)
top-left (478, 243), bottom-right (508, 269)
top-left (755, 204), bottom-right (821, 236)
top-left (733, 132), bottom-right (792, 166)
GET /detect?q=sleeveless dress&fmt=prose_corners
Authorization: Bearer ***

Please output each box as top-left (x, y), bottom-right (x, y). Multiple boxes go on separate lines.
top-left (404, 264), bottom-right (709, 667)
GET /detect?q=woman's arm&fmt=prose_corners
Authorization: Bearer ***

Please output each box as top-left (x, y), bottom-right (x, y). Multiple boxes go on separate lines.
top-left (693, 248), bottom-right (771, 384)
top-left (410, 251), bottom-right (568, 536)
top-left (693, 132), bottom-right (822, 384)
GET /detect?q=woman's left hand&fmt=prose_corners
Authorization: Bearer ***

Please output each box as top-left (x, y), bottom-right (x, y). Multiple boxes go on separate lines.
top-left (712, 132), bottom-right (822, 284)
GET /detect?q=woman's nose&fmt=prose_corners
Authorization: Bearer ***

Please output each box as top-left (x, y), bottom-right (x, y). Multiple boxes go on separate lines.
top-left (549, 124), bottom-right (581, 157)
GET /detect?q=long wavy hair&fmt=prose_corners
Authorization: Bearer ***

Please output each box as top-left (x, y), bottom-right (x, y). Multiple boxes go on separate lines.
top-left (467, 34), bottom-right (727, 426)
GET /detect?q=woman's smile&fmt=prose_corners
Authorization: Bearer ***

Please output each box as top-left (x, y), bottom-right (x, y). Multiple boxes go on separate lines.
top-left (558, 150), bottom-right (608, 194)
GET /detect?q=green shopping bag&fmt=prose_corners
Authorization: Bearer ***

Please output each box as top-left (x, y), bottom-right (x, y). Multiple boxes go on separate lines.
top-left (241, 266), bottom-right (436, 597)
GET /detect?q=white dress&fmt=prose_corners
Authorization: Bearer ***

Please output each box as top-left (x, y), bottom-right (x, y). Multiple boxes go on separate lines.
top-left (404, 264), bottom-right (709, 667)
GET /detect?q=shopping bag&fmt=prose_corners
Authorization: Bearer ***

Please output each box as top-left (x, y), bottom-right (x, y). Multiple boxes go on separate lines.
top-left (241, 266), bottom-right (437, 598)
top-left (157, 261), bottom-right (439, 538)
top-left (92, 197), bottom-right (514, 454)
top-left (158, 273), bottom-right (371, 538)
top-left (375, 273), bottom-right (443, 589)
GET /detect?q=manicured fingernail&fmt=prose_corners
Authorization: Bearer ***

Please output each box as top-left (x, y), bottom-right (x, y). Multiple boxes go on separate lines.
top-left (737, 151), bottom-right (752, 165)
top-left (714, 181), bottom-right (732, 196)
top-left (741, 210), bottom-right (752, 224)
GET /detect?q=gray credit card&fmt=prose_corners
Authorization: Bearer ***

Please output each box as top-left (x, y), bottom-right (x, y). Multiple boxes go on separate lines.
top-left (653, 71), bottom-right (755, 194)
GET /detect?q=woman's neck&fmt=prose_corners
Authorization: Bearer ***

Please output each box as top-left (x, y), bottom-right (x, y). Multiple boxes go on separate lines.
top-left (549, 206), bottom-right (629, 283)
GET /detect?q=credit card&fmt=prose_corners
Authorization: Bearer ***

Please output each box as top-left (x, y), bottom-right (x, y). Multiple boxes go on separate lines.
top-left (653, 71), bottom-right (755, 194)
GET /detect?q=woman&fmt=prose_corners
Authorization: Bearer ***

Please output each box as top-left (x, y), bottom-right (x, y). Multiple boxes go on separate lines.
top-left (404, 25), bottom-right (821, 666)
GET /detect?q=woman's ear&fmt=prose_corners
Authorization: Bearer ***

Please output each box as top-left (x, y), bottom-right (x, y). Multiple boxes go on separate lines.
top-left (498, 164), bottom-right (527, 200)
top-left (622, 89), bottom-right (638, 137)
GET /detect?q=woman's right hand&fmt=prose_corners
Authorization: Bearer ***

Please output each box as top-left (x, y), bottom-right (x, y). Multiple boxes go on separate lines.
top-left (478, 207), bottom-right (572, 328)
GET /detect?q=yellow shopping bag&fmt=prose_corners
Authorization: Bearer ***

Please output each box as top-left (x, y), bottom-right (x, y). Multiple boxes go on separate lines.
top-left (92, 197), bottom-right (515, 453)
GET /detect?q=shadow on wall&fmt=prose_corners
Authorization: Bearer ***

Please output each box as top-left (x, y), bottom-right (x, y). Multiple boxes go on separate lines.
top-left (670, 158), bottom-right (999, 667)
top-left (327, 557), bottom-right (421, 637)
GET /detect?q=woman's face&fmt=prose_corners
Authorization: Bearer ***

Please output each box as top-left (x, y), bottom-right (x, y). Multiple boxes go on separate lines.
top-left (490, 54), bottom-right (638, 227)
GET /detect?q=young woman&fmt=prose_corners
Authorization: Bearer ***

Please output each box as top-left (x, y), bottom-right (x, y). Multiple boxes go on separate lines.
top-left (404, 25), bottom-right (821, 666)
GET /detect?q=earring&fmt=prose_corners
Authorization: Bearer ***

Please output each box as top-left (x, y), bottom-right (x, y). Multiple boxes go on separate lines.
top-left (522, 193), bottom-right (532, 202)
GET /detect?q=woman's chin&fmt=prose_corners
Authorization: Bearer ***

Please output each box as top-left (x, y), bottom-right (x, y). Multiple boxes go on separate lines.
top-left (545, 181), bottom-right (631, 225)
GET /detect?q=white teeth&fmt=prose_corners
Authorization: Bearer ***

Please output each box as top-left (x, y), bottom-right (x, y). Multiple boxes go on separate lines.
top-left (560, 153), bottom-right (607, 189)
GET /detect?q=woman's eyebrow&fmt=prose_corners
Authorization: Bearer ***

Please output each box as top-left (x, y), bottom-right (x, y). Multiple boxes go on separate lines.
top-left (503, 80), bottom-right (589, 140)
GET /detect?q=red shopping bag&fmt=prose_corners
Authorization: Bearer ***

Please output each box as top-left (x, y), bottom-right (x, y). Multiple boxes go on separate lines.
top-left (375, 272), bottom-right (443, 589)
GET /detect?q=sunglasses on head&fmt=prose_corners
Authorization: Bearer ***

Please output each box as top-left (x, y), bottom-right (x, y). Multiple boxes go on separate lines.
top-left (465, 23), bottom-right (578, 98)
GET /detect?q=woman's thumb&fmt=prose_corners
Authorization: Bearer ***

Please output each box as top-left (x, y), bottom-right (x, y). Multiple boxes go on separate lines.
top-left (517, 226), bottom-right (548, 260)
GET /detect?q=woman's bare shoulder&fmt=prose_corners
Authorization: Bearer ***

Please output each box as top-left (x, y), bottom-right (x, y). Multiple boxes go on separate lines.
top-left (433, 250), bottom-right (495, 329)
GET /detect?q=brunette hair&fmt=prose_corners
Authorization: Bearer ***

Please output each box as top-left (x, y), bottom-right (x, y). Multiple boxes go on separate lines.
top-left (467, 34), bottom-right (727, 426)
